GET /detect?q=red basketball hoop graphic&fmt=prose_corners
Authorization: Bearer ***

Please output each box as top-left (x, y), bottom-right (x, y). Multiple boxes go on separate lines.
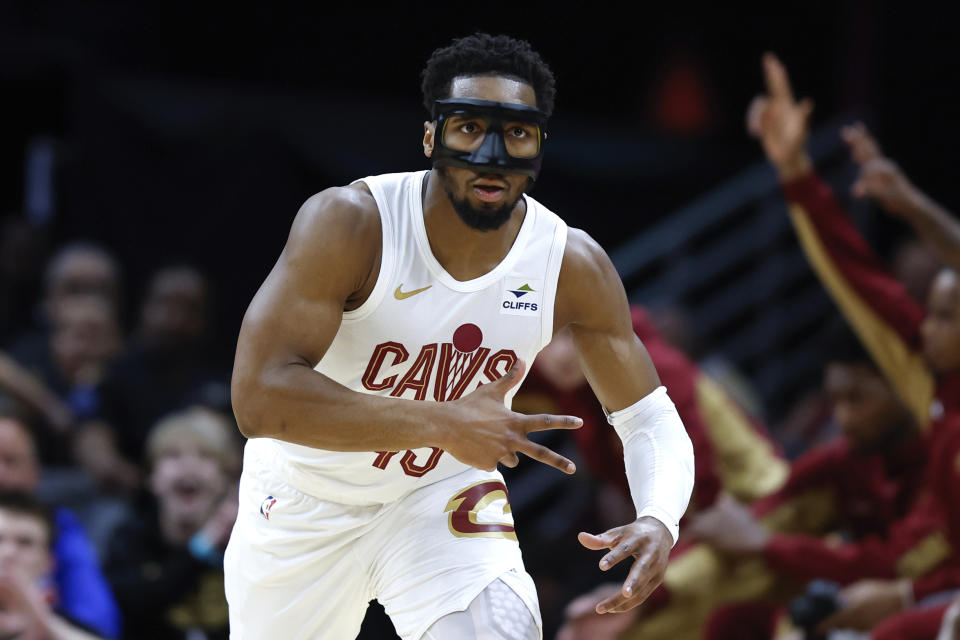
top-left (436, 323), bottom-right (490, 402)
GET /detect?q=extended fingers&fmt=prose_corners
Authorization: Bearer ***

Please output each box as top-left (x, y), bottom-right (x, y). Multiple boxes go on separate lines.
top-left (597, 557), bottom-right (663, 613)
top-left (502, 359), bottom-right (525, 383)
top-left (622, 548), bottom-right (663, 600)
top-left (599, 535), bottom-right (648, 571)
top-left (595, 580), bottom-right (650, 614)
top-left (842, 121), bottom-right (881, 163)
top-left (577, 530), bottom-right (618, 551)
top-left (763, 52), bottom-right (795, 101)
top-left (524, 413), bottom-right (583, 432)
top-left (515, 438), bottom-right (576, 474)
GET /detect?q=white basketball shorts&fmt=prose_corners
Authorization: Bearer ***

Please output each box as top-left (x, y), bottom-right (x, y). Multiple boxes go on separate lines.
top-left (223, 449), bottom-right (542, 640)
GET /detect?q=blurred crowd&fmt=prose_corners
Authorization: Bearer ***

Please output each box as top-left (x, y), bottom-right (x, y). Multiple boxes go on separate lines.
top-left (2, 53), bottom-right (960, 640)
top-left (534, 55), bottom-right (960, 640)
top-left (0, 241), bottom-right (239, 638)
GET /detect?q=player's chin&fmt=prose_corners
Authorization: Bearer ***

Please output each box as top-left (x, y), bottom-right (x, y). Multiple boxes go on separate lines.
top-left (469, 194), bottom-right (509, 209)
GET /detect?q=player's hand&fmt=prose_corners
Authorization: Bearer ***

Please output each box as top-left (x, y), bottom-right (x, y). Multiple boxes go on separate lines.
top-left (686, 493), bottom-right (769, 555)
top-left (443, 359), bottom-right (582, 473)
top-left (747, 52), bottom-right (814, 181)
top-left (577, 516), bottom-right (671, 613)
top-left (815, 579), bottom-right (907, 633)
top-left (842, 122), bottom-right (922, 217)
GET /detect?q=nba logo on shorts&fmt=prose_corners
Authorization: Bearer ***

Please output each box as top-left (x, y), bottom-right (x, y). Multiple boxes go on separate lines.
top-left (260, 495), bottom-right (277, 520)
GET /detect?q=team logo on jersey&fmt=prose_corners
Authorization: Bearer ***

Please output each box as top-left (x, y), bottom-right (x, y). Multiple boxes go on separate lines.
top-left (445, 480), bottom-right (517, 540)
top-left (364, 324), bottom-right (519, 478)
top-left (260, 495), bottom-right (277, 520)
top-left (361, 323), bottom-right (517, 402)
top-left (501, 277), bottom-right (543, 316)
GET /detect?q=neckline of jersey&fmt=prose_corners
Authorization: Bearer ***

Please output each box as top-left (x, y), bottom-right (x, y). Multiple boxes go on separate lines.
top-left (411, 170), bottom-right (537, 293)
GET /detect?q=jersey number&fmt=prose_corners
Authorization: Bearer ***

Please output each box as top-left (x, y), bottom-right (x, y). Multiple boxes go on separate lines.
top-left (371, 447), bottom-right (444, 477)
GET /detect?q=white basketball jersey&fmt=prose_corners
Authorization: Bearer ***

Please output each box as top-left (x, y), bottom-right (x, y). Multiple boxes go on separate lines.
top-left (245, 170), bottom-right (568, 504)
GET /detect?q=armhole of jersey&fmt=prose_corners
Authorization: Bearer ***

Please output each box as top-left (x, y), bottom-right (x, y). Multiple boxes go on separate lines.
top-left (341, 178), bottom-right (395, 323)
top-left (539, 217), bottom-right (568, 350)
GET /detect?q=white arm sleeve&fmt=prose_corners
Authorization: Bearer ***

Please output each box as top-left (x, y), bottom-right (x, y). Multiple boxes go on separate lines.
top-left (605, 386), bottom-right (695, 545)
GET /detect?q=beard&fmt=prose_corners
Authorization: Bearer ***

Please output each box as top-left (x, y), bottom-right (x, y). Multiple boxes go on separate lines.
top-left (436, 166), bottom-right (527, 232)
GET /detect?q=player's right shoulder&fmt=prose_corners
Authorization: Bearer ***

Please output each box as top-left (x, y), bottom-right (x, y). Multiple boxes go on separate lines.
top-left (291, 184), bottom-right (380, 242)
top-left (280, 184), bottom-right (382, 294)
top-left (286, 185), bottom-right (380, 258)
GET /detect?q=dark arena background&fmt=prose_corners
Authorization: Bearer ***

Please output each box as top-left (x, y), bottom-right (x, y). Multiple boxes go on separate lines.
top-left (2, 3), bottom-right (959, 639)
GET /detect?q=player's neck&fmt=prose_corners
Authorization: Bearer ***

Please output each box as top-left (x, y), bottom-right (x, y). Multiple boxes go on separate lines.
top-left (421, 170), bottom-right (527, 281)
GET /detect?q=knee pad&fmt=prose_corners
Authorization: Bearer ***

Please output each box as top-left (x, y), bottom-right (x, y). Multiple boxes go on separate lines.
top-left (422, 577), bottom-right (539, 640)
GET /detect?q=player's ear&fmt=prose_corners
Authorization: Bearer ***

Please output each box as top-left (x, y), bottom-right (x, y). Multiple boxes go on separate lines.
top-left (423, 121), bottom-right (436, 158)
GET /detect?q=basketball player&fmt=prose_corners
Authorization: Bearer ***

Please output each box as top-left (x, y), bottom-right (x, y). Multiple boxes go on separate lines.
top-left (225, 33), bottom-right (695, 640)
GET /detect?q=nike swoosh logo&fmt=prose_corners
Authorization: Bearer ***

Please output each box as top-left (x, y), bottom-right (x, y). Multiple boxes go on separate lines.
top-left (394, 284), bottom-right (432, 300)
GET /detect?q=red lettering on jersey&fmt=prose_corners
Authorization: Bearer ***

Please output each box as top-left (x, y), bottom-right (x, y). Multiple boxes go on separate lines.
top-left (372, 450), bottom-right (400, 469)
top-left (434, 344), bottom-right (491, 402)
top-left (444, 480), bottom-right (517, 540)
top-left (483, 349), bottom-right (518, 382)
top-left (361, 342), bottom-right (409, 392)
top-left (400, 447), bottom-right (444, 477)
top-left (390, 343), bottom-right (438, 400)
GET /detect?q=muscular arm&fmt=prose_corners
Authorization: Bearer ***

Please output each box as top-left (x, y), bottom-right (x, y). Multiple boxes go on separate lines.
top-left (231, 186), bottom-right (579, 472)
top-left (555, 229), bottom-right (660, 410)
top-left (555, 229), bottom-right (695, 612)
top-left (231, 186), bottom-right (442, 451)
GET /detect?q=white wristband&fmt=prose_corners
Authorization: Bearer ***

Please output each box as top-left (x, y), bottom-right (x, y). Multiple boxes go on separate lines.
top-left (606, 386), bottom-right (695, 545)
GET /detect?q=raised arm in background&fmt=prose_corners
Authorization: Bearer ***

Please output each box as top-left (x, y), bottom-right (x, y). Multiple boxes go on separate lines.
top-left (843, 122), bottom-right (960, 272)
top-left (748, 52), bottom-right (934, 427)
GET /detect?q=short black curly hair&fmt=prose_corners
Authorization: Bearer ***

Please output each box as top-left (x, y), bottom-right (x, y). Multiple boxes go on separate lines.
top-left (421, 33), bottom-right (556, 119)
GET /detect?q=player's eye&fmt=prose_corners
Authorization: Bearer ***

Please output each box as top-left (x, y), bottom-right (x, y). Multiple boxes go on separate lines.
top-left (456, 120), bottom-right (484, 134)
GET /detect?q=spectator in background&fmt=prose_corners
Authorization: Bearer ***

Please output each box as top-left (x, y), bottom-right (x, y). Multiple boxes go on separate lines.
top-left (49, 296), bottom-right (122, 419)
top-left (0, 414), bottom-right (121, 639)
top-left (0, 490), bottom-right (110, 639)
top-left (560, 324), bottom-right (928, 640)
top-left (105, 407), bottom-right (239, 640)
top-left (33, 294), bottom-right (122, 466)
top-left (95, 265), bottom-right (230, 474)
top-left (2, 243), bottom-right (124, 465)
top-left (688, 328), bottom-right (928, 639)
top-left (646, 304), bottom-right (767, 421)
top-left (520, 304), bottom-right (787, 640)
top-left (752, 52), bottom-right (960, 639)
top-left (5, 242), bottom-right (121, 376)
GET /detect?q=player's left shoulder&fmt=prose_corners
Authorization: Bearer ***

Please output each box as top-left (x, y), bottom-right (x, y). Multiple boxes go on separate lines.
top-left (560, 227), bottom-right (612, 282)
top-left (555, 227), bottom-right (625, 328)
